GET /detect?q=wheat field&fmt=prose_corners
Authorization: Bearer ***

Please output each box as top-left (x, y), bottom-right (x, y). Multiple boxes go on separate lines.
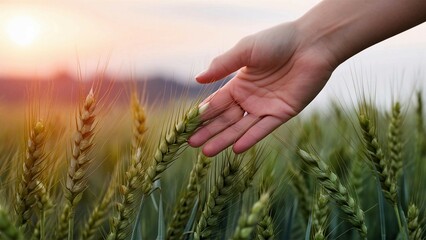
top-left (0, 80), bottom-right (424, 240)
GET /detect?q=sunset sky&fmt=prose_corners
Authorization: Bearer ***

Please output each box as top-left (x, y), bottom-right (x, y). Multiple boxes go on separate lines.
top-left (1, 0), bottom-right (426, 105)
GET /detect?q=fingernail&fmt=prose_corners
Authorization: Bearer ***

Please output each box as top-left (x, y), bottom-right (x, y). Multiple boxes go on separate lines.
top-left (198, 102), bottom-right (209, 114)
top-left (195, 70), bottom-right (207, 80)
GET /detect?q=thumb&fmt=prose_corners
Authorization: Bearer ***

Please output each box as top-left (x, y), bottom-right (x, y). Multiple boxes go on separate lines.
top-left (196, 37), bottom-right (253, 84)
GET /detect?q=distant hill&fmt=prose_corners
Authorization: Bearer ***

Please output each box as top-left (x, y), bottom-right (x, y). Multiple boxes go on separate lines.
top-left (0, 74), bottom-right (227, 105)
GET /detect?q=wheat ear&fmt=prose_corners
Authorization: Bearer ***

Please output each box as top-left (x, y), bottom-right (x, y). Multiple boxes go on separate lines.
top-left (81, 173), bottom-right (116, 240)
top-left (297, 149), bottom-right (367, 239)
top-left (130, 92), bottom-right (147, 168)
top-left (255, 163), bottom-right (275, 240)
top-left (255, 212), bottom-right (275, 240)
top-left (194, 154), bottom-right (242, 240)
top-left (358, 114), bottom-right (398, 204)
top-left (414, 91), bottom-right (426, 165)
top-left (58, 89), bottom-right (96, 240)
top-left (288, 165), bottom-right (311, 220)
top-left (349, 153), bottom-right (366, 197)
top-left (0, 207), bottom-right (23, 240)
top-left (131, 92), bottom-right (147, 152)
top-left (141, 104), bottom-right (205, 194)
top-left (15, 121), bottom-right (47, 227)
top-left (56, 204), bottom-right (71, 240)
top-left (407, 203), bottom-right (423, 240)
top-left (32, 181), bottom-right (53, 240)
top-left (108, 104), bottom-right (204, 240)
top-left (232, 193), bottom-right (270, 240)
top-left (388, 102), bottom-right (403, 178)
top-left (312, 188), bottom-right (329, 240)
top-left (166, 154), bottom-right (212, 240)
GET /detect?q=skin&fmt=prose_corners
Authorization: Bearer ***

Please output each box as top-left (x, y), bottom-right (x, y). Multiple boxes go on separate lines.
top-left (188, 0), bottom-right (426, 157)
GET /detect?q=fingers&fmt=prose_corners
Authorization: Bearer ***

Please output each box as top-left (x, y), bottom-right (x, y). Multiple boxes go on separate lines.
top-left (191, 115), bottom-right (283, 157)
top-left (196, 37), bottom-right (253, 84)
top-left (189, 105), bottom-right (244, 147)
top-left (201, 114), bottom-right (261, 157)
top-left (233, 116), bottom-right (282, 154)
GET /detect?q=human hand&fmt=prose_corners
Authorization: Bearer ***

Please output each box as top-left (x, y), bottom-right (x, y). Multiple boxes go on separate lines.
top-left (188, 22), bottom-right (337, 157)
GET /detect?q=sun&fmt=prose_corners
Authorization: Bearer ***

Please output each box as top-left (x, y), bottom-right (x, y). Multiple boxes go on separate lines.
top-left (5, 15), bottom-right (40, 47)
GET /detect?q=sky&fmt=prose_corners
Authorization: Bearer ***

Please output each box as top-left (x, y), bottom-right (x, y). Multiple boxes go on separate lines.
top-left (1, 0), bottom-right (426, 107)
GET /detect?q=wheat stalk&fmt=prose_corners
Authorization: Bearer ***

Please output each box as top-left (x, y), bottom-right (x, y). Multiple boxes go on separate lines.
top-left (255, 212), bottom-right (275, 240)
top-left (407, 203), bottom-right (423, 240)
top-left (349, 153), bottom-right (366, 198)
top-left (141, 104), bottom-right (205, 194)
top-left (15, 120), bottom-right (47, 227)
top-left (255, 162), bottom-right (275, 240)
top-left (288, 165), bottom-right (311, 220)
top-left (297, 149), bottom-right (367, 239)
top-left (388, 102), bottom-right (403, 178)
top-left (166, 154), bottom-right (212, 239)
top-left (57, 88), bottom-right (96, 240)
top-left (232, 193), bottom-right (270, 240)
top-left (194, 154), bottom-right (243, 240)
top-left (32, 181), bottom-right (53, 240)
top-left (56, 204), bottom-right (71, 240)
top-left (81, 172), bottom-right (116, 240)
top-left (130, 92), bottom-right (147, 169)
top-left (312, 188), bottom-right (329, 240)
top-left (0, 207), bottom-right (23, 240)
top-left (358, 114), bottom-right (398, 204)
top-left (108, 104), bottom-right (204, 240)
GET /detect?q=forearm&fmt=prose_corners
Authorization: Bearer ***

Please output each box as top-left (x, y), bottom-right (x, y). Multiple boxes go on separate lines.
top-left (295, 0), bottom-right (426, 67)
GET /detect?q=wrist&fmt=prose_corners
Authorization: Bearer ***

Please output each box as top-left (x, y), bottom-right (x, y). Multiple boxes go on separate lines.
top-left (292, 4), bottom-right (356, 69)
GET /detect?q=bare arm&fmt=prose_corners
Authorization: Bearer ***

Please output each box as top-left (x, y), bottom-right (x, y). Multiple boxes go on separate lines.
top-left (297, 0), bottom-right (426, 68)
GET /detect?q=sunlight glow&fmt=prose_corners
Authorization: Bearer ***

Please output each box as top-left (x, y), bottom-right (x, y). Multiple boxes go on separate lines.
top-left (5, 15), bottom-right (40, 47)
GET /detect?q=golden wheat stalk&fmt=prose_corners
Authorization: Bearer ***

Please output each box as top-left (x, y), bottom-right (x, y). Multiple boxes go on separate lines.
top-left (15, 121), bottom-right (47, 227)
top-left (130, 92), bottom-right (147, 169)
top-left (57, 89), bottom-right (97, 240)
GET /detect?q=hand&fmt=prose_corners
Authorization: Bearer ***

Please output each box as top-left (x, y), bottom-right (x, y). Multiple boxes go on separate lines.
top-left (188, 22), bottom-right (337, 157)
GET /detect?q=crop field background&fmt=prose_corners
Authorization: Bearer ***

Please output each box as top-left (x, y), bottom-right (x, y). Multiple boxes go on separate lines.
top-left (0, 78), bottom-right (424, 240)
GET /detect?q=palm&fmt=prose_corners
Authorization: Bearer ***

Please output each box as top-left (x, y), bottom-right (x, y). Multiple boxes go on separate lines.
top-left (189, 24), bottom-right (335, 156)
